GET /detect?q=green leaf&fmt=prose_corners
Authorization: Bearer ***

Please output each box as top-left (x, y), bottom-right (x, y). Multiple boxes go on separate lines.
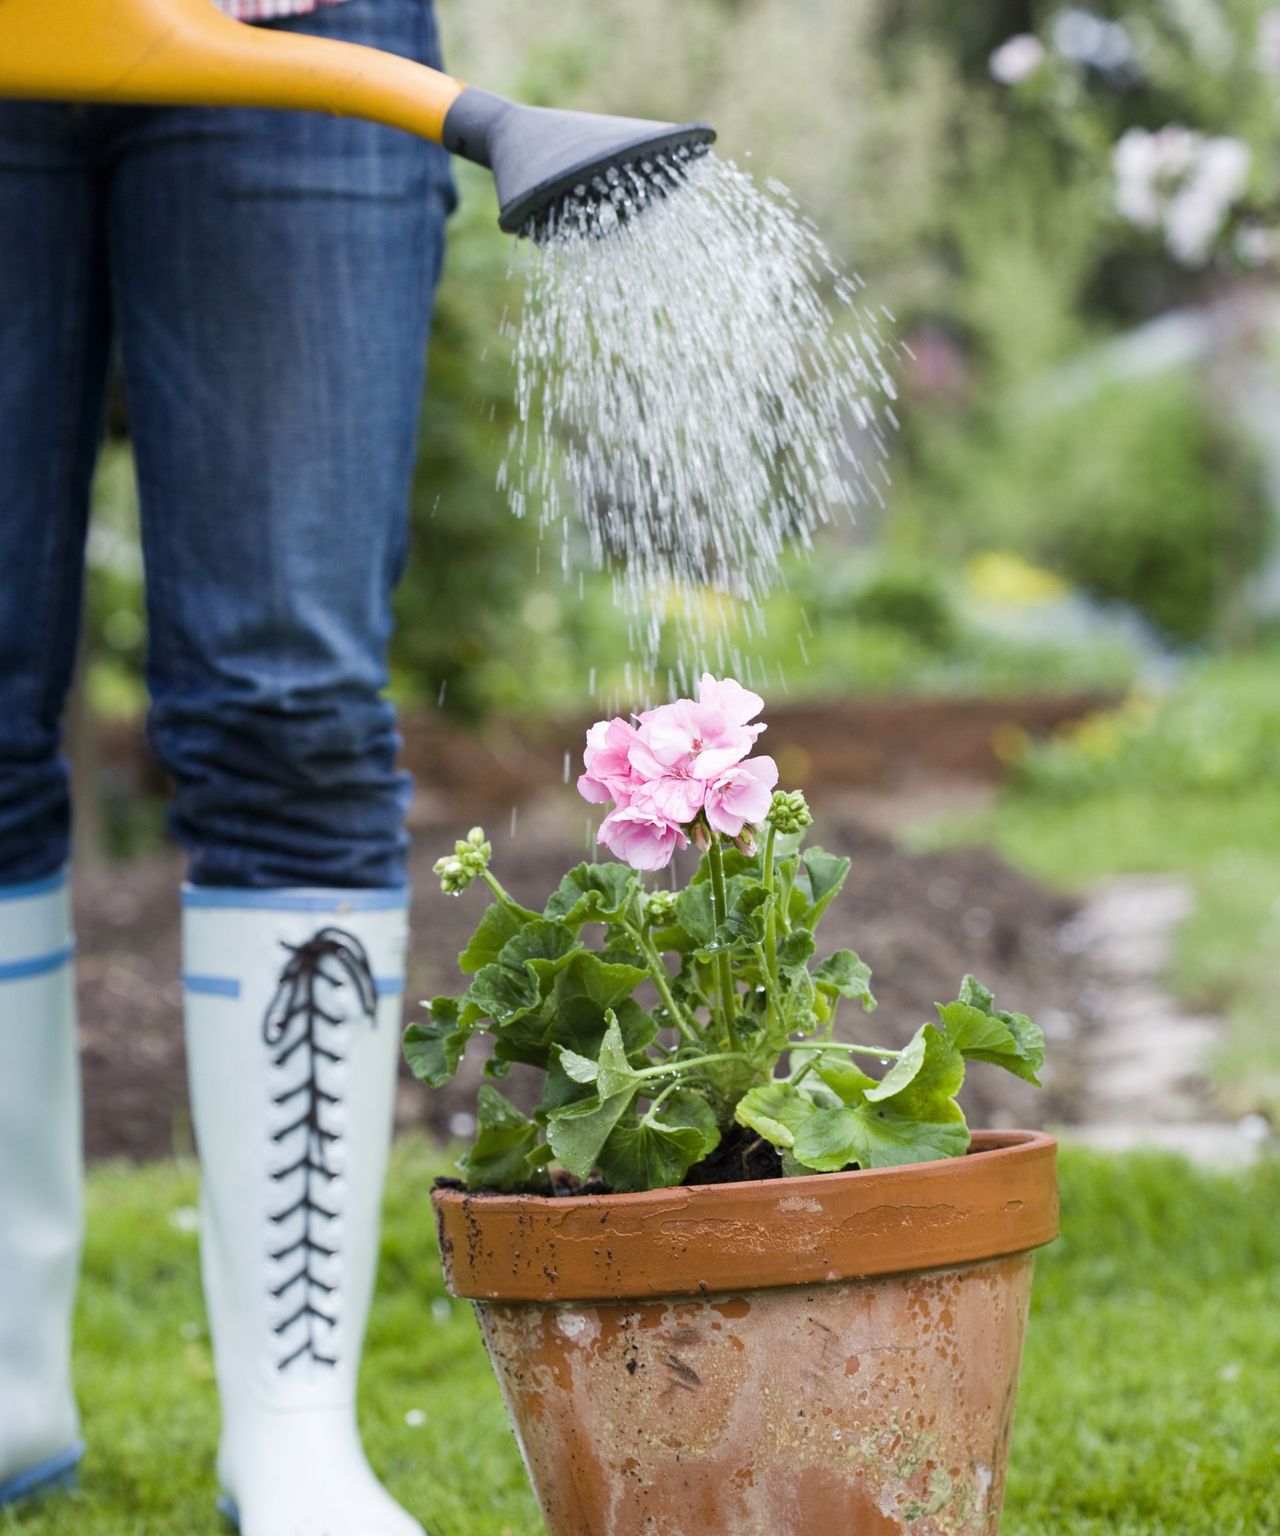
top-left (791, 1106), bottom-right (865, 1172)
top-left (599, 938), bottom-right (649, 968)
top-left (595, 1012), bottom-right (645, 1098)
top-left (466, 961), bottom-right (540, 1027)
top-left (866, 1023), bottom-right (964, 1109)
top-left (792, 1100), bottom-right (969, 1172)
top-left (497, 917), bottom-right (582, 971)
top-left (495, 919), bottom-right (584, 1005)
top-left (648, 922), bottom-right (693, 955)
top-left (959, 975), bottom-right (995, 1013)
top-left (777, 928), bottom-right (817, 974)
top-left (597, 1090), bottom-right (720, 1191)
top-left (546, 1088), bottom-right (639, 1180)
top-left (814, 1056), bottom-right (879, 1104)
top-left (402, 996), bottom-right (483, 1088)
top-left (544, 862), bottom-right (636, 927)
top-left (813, 949), bottom-right (877, 1012)
top-left (459, 1086), bottom-right (549, 1193)
top-left (936, 996), bottom-right (1045, 1086)
top-left (675, 883), bottom-right (716, 948)
top-left (468, 922), bottom-right (584, 1051)
top-left (558, 952), bottom-right (651, 1013)
top-left (795, 847), bottom-right (851, 928)
top-left (555, 1046), bottom-right (600, 1085)
top-left (550, 1012), bottom-right (647, 1103)
top-left (489, 953), bottom-right (652, 1072)
top-left (734, 1080), bottom-right (818, 1151)
top-left (719, 884), bottom-right (773, 948)
top-left (458, 899), bottom-right (538, 974)
top-left (792, 1024), bottom-right (969, 1172)
top-left (545, 955), bottom-right (654, 1060)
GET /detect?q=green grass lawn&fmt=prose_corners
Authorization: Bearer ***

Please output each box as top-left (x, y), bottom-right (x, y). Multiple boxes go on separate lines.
top-left (4, 1141), bottom-right (1278, 1535)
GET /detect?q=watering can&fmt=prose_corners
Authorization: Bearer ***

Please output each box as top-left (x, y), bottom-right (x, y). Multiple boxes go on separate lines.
top-left (0, 0), bottom-right (715, 233)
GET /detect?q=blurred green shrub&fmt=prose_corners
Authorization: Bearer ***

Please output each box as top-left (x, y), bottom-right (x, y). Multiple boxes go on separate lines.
top-left (851, 556), bottom-right (958, 649)
top-left (894, 374), bottom-right (1269, 643)
top-left (1012, 649), bottom-right (1280, 799)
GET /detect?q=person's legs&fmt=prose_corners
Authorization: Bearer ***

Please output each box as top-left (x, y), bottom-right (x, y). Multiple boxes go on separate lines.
top-left (115, 0), bottom-right (452, 891)
top-left (0, 103), bottom-right (111, 886)
top-left (107, 3), bottom-right (453, 1530)
top-left (0, 101), bottom-right (111, 1507)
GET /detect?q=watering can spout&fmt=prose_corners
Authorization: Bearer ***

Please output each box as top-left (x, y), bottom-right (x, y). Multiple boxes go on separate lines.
top-left (0, 0), bottom-right (715, 235)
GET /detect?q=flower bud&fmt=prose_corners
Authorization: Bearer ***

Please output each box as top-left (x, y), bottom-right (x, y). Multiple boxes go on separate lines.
top-left (766, 789), bottom-right (813, 834)
top-left (692, 821), bottom-right (712, 854)
top-left (736, 828), bottom-right (758, 857)
top-left (434, 829), bottom-right (492, 895)
top-left (645, 889), bottom-right (678, 926)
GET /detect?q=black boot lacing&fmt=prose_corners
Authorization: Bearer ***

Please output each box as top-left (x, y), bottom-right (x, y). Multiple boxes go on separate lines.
top-left (262, 927), bottom-right (378, 1371)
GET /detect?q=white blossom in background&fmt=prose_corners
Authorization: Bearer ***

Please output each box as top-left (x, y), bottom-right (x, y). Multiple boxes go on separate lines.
top-left (1113, 126), bottom-right (1251, 266)
top-left (1236, 222), bottom-right (1280, 267)
top-left (989, 33), bottom-right (1047, 85)
top-left (1051, 8), bottom-right (1136, 71)
top-left (1114, 127), bottom-right (1197, 229)
top-left (1260, 8), bottom-right (1280, 75)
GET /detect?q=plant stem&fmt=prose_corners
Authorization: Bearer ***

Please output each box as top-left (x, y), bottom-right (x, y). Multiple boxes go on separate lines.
top-left (707, 836), bottom-right (737, 1043)
top-left (633, 1050), bottom-right (752, 1082)
top-left (787, 1041), bottom-right (905, 1059)
top-left (790, 1058), bottom-right (818, 1088)
top-left (638, 930), bottom-right (699, 1044)
top-left (480, 869), bottom-right (524, 913)
top-left (642, 1080), bottom-right (681, 1121)
top-left (762, 824), bottom-right (779, 986)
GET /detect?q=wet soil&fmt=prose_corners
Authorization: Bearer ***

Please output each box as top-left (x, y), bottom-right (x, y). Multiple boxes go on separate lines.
top-left (685, 1123), bottom-right (784, 1185)
top-left (73, 786), bottom-right (1092, 1164)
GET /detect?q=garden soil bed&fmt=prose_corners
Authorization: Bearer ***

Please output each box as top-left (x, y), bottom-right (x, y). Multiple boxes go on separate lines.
top-left (73, 788), bottom-right (1094, 1164)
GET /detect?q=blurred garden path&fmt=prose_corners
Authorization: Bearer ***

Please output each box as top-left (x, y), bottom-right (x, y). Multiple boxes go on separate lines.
top-left (1060, 877), bottom-right (1267, 1168)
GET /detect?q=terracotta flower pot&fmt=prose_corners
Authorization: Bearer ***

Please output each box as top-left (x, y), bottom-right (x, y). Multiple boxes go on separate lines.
top-left (433, 1129), bottom-right (1058, 1536)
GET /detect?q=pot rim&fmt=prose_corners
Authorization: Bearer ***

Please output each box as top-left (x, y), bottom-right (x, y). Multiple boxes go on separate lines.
top-left (433, 1128), bottom-right (1059, 1303)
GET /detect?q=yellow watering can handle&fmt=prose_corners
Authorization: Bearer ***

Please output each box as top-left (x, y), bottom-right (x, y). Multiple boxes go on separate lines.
top-left (0, 0), bottom-right (466, 142)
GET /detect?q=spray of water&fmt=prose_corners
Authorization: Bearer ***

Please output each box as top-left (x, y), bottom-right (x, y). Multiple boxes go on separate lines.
top-left (501, 148), bottom-right (900, 682)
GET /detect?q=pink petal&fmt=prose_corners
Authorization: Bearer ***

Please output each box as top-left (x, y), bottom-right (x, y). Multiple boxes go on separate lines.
top-left (647, 774), bottom-right (706, 824)
top-left (699, 674), bottom-right (764, 727)
top-left (689, 738), bottom-right (753, 780)
top-left (577, 773), bottom-right (615, 805)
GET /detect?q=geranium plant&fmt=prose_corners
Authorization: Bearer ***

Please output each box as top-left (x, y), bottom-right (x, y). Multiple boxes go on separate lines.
top-left (405, 676), bottom-right (1044, 1193)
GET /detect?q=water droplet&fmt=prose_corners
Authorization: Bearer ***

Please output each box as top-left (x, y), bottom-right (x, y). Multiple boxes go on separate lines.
top-left (506, 153), bottom-right (897, 680)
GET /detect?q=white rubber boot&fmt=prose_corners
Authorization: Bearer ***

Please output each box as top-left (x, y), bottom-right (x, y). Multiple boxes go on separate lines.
top-left (182, 887), bottom-right (422, 1536)
top-left (0, 872), bottom-right (84, 1508)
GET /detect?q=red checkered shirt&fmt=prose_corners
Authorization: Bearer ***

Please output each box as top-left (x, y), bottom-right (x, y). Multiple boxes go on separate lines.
top-left (215, 0), bottom-right (347, 20)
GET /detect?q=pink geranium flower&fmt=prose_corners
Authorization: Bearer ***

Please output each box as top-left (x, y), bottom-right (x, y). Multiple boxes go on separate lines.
top-left (578, 677), bottom-right (775, 871)
top-left (597, 797), bottom-right (689, 871)
top-left (697, 674), bottom-right (766, 738)
top-left (705, 756), bottom-right (779, 837)
top-left (577, 717), bottom-right (640, 805)
top-left (633, 696), bottom-right (755, 781)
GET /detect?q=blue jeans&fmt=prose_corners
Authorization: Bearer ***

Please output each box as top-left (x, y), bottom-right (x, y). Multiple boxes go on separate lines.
top-left (0, 0), bottom-right (454, 890)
